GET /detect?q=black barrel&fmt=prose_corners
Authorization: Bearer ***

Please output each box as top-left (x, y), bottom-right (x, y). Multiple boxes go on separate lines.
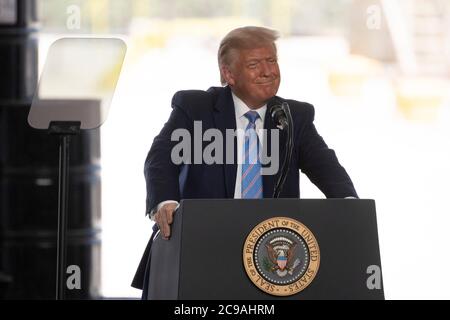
top-left (0, 0), bottom-right (38, 105)
top-left (0, 0), bottom-right (102, 299)
top-left (0, 0), bottom-right (38, 29)
top-left (0, 104), bottom-right (102, 300)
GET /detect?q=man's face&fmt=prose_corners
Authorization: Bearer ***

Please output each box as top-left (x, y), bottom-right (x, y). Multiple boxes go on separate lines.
top-left (223, 45), bottom-right (281, 109)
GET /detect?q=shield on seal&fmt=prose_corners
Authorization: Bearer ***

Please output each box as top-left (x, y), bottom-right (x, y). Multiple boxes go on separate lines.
top-left (277, 253), bottom-right (287, 270)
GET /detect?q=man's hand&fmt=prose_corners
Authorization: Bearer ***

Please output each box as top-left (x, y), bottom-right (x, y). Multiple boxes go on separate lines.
top-left (154, 202), bottom-right (178, 240)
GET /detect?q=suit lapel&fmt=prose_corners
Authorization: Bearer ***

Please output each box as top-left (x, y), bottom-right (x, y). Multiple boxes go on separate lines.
top-left (211, 86), bottom-right (237, 198)
top-left (263, 97), bottom-right (284, 198)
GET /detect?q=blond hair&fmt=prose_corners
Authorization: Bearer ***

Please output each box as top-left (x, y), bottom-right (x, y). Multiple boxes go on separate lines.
top-left (218, 26), bottom-right (280, 85)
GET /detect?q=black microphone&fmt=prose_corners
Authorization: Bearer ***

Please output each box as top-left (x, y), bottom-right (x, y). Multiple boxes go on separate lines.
top-left (269, 100), bottom-right (294, 198)
top-left (269, 102), bottom-right (289, 130)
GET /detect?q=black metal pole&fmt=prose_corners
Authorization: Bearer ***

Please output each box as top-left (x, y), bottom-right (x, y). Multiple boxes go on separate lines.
top-left (56, 135), bottom-right (70, 300)
top-left (273, 103), bottom-right (294, 198)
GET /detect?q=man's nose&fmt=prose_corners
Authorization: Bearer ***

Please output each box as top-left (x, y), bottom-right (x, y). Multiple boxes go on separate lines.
top-left (260, 61), bottom-right (272, 76)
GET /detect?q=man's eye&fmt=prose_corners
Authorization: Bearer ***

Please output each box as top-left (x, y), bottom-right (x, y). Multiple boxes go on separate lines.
top-left (248, 64), bottom-right (257, 69)
top-left (268, 58), bottom-right (277, 63)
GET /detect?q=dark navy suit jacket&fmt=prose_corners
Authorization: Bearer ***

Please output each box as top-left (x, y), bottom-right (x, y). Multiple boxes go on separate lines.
top-left (132, 86), bottom-right (358, 292)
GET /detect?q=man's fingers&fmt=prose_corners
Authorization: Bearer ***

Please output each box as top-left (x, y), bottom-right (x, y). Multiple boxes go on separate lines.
top-left (166, 209), bottom-right (175, 225)
top-left (159, 208), bottom-right (170, 238)
top-left (155, 203), bottom-right (178, 240)
top-left (154, 211), bottom-right (167, 238)
top-left (164, 203), bottom-right (178, 225)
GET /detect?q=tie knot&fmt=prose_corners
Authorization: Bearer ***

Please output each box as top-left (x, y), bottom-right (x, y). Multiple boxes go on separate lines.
top-left (244, 111), bottom-right (260, 124)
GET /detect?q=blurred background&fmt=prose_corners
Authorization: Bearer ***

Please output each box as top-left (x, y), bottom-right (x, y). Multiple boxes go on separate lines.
top-left (1, 0), bottom-right (449, 299)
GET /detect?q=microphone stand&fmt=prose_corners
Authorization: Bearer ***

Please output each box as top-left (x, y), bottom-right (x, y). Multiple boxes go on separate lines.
top-left (273, 103), bottom-right (294, 198)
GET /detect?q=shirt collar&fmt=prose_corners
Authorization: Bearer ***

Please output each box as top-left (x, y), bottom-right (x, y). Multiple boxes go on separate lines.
top-left (232, 92), bottom-right (267, 121)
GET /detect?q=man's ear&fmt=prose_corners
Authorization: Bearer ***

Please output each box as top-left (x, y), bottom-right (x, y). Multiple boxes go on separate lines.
top-left (221, 65), bottom-right (235, 86)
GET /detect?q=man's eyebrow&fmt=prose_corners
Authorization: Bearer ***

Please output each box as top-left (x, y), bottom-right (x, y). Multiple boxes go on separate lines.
top-left (245, 56), bottom-right (277, 62)
top-left (246, 54), bottom-right (277, 61)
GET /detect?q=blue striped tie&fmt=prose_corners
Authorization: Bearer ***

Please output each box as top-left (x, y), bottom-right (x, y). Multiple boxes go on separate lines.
top-left (242, 111), bottom-right (263, 199)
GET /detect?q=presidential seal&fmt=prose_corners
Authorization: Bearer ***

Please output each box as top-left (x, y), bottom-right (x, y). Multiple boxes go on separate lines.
top-left (243, 217), bottom-right (320, 296)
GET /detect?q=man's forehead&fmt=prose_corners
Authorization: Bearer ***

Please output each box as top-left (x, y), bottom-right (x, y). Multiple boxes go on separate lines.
top-left (239, 46), bottom-right (277, 60)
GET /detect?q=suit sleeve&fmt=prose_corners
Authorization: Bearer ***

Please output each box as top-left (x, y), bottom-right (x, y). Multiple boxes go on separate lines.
top-left (298, 105), bottom-right (358, 198)
top-left (144, 93), bottom-right (192, 215)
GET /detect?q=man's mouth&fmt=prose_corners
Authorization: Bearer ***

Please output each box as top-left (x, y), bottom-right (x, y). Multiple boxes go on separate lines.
top-left (256, 79), bottom-right (276, 85)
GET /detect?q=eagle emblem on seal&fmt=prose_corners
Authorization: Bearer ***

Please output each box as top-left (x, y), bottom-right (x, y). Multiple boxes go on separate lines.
top-left (264, 236), bottom-right (301, 277)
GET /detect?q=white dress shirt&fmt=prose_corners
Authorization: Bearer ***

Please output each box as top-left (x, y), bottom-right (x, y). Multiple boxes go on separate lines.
top-left (232, 93), bottom-right (266, 198)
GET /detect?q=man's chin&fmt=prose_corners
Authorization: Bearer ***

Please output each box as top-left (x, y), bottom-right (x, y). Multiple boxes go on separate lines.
top-left (259, 88), bottom-right (278, 100)
top-left (257, 94), bottom-right (277, 106)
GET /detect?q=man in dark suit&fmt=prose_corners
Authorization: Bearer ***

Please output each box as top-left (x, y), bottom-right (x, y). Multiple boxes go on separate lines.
top-left (132, 26), bottom-right (358, 294)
